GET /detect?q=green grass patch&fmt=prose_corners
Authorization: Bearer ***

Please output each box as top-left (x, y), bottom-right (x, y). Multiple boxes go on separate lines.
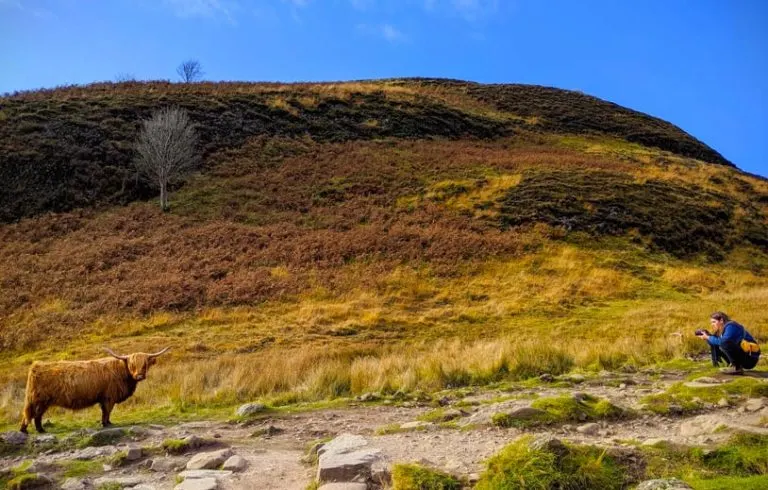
top-left (391, 463), bottom-right (461, 490)
top-left (642, 378), bottom-right (768, 414)
top-left (640, 433), bottom-right (768, 482)
top-left (687, 475), bottom-right (768, 490)
top-left (59, 459), bottom-right (104, 478)
top-left (6, 473), bottom-right (49, 490)
top-left (97, 484), bottom-right (123, 490)
top-left (491, 394), bottom-right (627, 429)
top-left (476, 435), bottom-right (627, 490)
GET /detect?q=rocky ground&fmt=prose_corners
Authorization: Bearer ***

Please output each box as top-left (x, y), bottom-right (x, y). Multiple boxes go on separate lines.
top-left (1, 368), bottom-right (767, 490)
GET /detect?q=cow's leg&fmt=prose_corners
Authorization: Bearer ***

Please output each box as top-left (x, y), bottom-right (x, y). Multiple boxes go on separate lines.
top-left (19, 402), bottom-right (33, 433)
top-left (100, 401), bottom-right (115, 427)
top-left (33, 403), bottom-right (47, 433)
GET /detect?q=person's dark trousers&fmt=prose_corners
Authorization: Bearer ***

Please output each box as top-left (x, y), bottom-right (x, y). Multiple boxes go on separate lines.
top-left (716, 340), bottom-right (759, 369)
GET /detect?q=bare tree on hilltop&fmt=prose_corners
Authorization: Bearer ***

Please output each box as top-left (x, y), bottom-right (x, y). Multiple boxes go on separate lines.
top-left (176, 59), bottom-right (204, 82)
top-left (114, 73), bottom-right (136, 83)
top-left (134, 107), bottom-right (199, 212)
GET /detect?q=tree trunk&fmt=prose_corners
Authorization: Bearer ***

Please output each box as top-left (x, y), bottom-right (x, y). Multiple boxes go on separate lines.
top-left (160, 180), bottom-right (169, 212)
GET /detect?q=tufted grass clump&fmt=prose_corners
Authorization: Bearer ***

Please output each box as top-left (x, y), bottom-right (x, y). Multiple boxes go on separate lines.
top-left (392, 463), bottom-right (461, 490)
top-left (161, 438), bottom-right (190, 455)
top-left (59, 459), bottom-right (104, 478)
top-left (639, 433), bottom-right (768, 486)
top-left (81, 429), bottom-right (125, 448)
top-left (475, 436), bottom-right (626, 490)
top-left (531, 394), bottom-right (626, 423)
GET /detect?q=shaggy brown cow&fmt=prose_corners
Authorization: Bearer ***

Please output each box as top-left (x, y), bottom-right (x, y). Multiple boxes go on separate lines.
top-left (20, 347), bottom-right (170, 433)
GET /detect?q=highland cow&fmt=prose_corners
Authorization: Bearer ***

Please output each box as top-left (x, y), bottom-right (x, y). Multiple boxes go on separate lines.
top-left (20, 347), bottom-right (170, 433)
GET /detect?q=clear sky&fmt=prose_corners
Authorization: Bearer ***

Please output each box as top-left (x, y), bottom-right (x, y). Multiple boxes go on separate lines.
top-left (1, 0), bottom-right (766, 177)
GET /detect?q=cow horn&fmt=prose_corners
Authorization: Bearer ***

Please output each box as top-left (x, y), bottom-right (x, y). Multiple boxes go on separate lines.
top-left (103, 347), bottom-right (129, 361)
top-left (147, 347), bottom-right (171, 358)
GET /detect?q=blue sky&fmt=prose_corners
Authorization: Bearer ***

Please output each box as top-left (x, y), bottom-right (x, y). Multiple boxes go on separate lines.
top-left (1, 0), bottom-right (766, 177)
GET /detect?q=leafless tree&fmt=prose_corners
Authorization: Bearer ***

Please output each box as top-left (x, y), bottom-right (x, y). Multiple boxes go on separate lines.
top-left (176, 59), bottom-right (204, 82)
top-left (114, 73), bottom-right (136, 83)
top-left (134, 107), bottom-right (199, 211)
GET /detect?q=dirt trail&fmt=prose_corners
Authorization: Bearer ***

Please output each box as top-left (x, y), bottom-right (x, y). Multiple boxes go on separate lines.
top-left (2, 370), bottom-right (767, 489)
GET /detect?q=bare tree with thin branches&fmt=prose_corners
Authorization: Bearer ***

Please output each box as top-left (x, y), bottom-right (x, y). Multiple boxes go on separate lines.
top-left (176, 59), bottom-right (204, 82)
top-left (134, 107), bottom-right (199, 212)
top-left (114, 73), bottom-right (136, 83)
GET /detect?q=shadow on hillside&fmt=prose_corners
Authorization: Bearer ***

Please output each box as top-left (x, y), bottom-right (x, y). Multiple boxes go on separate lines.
top-left (743, 370), bottom-right (768, 379)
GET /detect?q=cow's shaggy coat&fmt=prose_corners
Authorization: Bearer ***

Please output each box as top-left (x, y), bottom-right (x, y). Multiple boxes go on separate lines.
top-left (20, 348), bottom-right (169, 433)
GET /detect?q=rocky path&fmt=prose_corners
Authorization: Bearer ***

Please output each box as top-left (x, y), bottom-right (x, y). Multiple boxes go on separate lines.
top-left (2, 370), bottom-right (767, 489)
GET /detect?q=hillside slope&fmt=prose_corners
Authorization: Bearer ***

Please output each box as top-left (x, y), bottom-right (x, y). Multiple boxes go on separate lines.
top-left (0, 79), bottom-right (766, 427)
top-left (0, 79), bottom-right (731, 223)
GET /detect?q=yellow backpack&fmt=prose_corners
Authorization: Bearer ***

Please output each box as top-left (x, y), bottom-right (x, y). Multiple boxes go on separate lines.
top-left (741, 339), bottom-right (761, 355)
top-left (740, 327), bottom-right (761, 355)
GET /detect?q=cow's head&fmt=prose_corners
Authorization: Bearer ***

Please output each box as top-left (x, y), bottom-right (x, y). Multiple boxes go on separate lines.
top-left (104, 347), bottom-right (171, 381)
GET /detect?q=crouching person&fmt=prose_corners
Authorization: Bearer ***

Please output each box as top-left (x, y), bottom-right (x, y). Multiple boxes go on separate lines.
top-left (696, 311), bottom-right (760, 375)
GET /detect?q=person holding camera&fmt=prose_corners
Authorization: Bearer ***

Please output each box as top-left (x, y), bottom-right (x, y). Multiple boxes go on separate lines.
top-left (696, 311), bottom-right (761, 375)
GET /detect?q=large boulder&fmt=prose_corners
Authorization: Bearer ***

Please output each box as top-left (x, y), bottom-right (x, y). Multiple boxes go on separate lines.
top-left (317, 434), bottom-right (384, 484)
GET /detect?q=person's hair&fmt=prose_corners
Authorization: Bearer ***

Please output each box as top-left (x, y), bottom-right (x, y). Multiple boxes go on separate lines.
top-left (710, 311), bottom-right (730, 323)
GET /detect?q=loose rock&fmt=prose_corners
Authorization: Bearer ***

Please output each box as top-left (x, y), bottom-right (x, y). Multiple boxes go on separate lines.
top-left (32, 435), bottom-right (56, 445)
top-left (1, 432), bottom-right (28, 445)
top-left (151, 458), bottom-right (185, 472)
top-left (222, 455), bottom-right (247, 472)
top-left (175, 478), bottom-right (218, 490)
top-left (318, 484), bottom-right (368, 490)
top-left (236, 403), bottom-right (266, 417)
top-left (576, 423), bottom-right (600, 435)
top-left (93, 476), bottom-right (144, 488)
top-left (745, 398), bottom-right (766, 412)
top-left (636, 478), bottom-right (693, 490)
top-left (178, 470), bottom-right (233, 480)
top-left (61, 478), bottom-right (87, 490)
top-left (125, 446), bottom-right (143, 461)
top-left (186, 449), bottom-right (234, 470)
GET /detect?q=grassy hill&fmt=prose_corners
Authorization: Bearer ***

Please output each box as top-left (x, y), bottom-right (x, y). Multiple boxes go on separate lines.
top-left (0, 79), bottom-right (766, 428)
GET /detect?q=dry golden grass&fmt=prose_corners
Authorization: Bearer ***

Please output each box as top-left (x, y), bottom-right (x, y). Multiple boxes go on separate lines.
top-left (1, 236), bottom-right (766, 427)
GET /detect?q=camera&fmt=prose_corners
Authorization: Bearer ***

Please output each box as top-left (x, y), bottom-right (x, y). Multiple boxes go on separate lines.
top-left (695, 329), bottom-right (710, 336)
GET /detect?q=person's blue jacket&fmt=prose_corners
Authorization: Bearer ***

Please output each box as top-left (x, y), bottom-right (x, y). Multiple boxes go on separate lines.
top-left (707, 321), bottom-right (757, 347)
